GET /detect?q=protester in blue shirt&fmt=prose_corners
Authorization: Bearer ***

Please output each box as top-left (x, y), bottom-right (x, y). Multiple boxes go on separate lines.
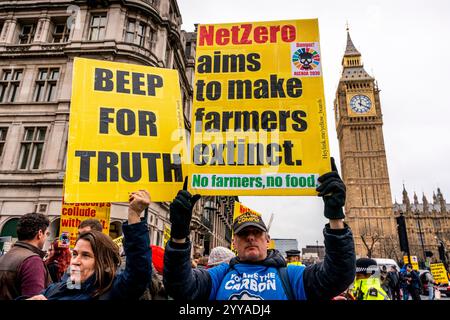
top-left (405, 264), bottom-right (421, 300)
top-left (399, 265), bottom-right (410, 300)
top-left (164, 159), bottom-right (356, 300)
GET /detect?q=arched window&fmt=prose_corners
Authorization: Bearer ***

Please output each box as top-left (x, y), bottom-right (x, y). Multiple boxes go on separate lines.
top-left (0, 218), bottom-right (19, 252)
top-left (49, 218), bottom-right (60, 241)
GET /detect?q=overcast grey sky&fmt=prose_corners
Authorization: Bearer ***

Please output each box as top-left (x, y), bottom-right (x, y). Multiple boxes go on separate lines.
top-left (178, 0), bottom-right (450, 248)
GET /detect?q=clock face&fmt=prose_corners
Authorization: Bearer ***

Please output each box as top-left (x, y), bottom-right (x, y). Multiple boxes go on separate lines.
top-left (350, 95), bottom-right (372, 113)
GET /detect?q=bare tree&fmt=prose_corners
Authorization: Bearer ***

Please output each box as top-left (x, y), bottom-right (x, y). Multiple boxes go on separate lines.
top-left (360, 226), bottom-right (381, 258)
top-left (383, 235), bottom-right (401, 262)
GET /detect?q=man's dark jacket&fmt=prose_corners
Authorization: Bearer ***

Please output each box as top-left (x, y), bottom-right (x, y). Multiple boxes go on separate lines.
top-left (164, 224), bottom-right (355, 300)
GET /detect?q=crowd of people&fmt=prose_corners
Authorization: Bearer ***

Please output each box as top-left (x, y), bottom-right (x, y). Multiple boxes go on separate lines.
top-left (0, 190), bottom-right (152, 300)
top-left (0, 158), bottom-right (445, 301)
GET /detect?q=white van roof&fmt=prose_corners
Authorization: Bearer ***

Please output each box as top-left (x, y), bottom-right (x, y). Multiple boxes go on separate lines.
top-left (374, 258), bottom-right (400, 269)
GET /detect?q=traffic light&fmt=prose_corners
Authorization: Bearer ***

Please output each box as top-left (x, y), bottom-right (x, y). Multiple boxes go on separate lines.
top-left (396, 215), bottom-right (409, 253)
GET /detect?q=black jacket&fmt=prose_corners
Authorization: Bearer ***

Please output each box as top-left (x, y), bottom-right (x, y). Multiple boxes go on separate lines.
top-left (164, 223), bottom-right (355, 300)
top-left (42, 221), bottom-right (152, 300)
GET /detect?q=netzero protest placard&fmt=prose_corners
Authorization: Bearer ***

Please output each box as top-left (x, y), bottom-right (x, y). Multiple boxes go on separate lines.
top-left (189, 19), bottom-right (330, 196)
top-left (65, 58), bottom-right (186, 202)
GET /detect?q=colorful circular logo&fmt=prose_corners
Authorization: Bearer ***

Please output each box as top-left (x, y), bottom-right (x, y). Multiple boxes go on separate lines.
top-left (292, 47), bottom-right (320, 70)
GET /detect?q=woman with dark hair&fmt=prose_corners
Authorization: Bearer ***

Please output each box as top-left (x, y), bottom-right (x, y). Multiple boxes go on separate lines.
top-left (27, 190), bottom-right (152, 300)
top-left (45, 239), bottom-right (71, 283)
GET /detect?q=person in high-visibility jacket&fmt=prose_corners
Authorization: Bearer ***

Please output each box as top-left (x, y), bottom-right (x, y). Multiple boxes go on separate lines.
top-left (285, 249), bottom-right (303, 266)
top-left (352, 258), bottom-right (390, 300)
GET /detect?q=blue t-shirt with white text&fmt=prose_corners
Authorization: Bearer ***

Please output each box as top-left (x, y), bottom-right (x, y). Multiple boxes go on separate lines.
top-left (208, 263), bottom-right (307, 300)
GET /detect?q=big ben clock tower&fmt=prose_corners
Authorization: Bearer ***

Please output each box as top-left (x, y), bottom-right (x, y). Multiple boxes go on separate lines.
top-left (335, 29), bottom-right (397, 258)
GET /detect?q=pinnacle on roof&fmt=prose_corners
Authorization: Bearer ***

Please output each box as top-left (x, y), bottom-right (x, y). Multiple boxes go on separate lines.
top-left (422, 193), bottom-right (428, 205)
top-left (402, 184), bottom-right (411, 207)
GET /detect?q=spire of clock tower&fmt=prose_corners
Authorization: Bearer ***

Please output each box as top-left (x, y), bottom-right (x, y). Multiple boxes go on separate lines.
top-left (340, 29), bottom-right (373, 80)
top-left (344, 29), bottom-right (360, 57)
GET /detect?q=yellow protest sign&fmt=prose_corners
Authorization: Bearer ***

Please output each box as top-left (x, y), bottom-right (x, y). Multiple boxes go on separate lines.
top-left (233, 201), bottom-right (262, 221)
top-left (112, 235), bottom-right (124, 247)
top-left (163, 224), bottom-right (171, 247)
top-left (59, 198), bottom-right (111, 248)
top-left (189, 19), bottom-right (330, 196)
top-left (403, 255), bottom-right (419, 271)
top-left (430, 263), bottom-right (449, 284)
top-left (268, 239), bottom-right (276, 250)
top-left (65, 58), bottom-right (186, 202)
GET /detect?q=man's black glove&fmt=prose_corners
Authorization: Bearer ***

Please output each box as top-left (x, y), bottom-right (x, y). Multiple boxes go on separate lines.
top-left (169, 179), bottom-right (201, 239)
top-left (316, 157), bottom-right (346, 220)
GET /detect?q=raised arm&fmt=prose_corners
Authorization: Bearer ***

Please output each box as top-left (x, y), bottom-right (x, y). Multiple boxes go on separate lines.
top-left (109, 190), bottom-right (152, 300)
top-left (303, 157), bottom-right (356, 300)
top-left (163, 182), bottom-right (211, 300)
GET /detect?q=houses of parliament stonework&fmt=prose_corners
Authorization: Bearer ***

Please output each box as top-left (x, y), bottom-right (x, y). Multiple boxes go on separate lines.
top-left (335, 30), bottom-right (450, 263)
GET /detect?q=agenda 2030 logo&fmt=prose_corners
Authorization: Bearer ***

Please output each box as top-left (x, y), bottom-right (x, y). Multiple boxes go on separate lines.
top-left (291, 42), bottom-right (322, 77)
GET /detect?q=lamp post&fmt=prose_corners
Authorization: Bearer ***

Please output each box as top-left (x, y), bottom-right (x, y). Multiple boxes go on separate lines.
top-left (415, 210), bottom-right (426, 266)
top-left (202, 197), bottom-right (217, 254)
top-left (397, 211), bottom-right (411, 265)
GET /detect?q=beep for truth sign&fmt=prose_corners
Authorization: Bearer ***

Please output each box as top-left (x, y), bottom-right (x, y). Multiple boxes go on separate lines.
top-left (189, 19), bottom-right (330, 196)
top-left (65, 58), bottom-right (186, 202)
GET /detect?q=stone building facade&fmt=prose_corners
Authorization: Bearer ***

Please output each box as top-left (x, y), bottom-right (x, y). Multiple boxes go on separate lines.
top-left (0, 0), bottom-right (234, 253)
top-left (191, 196), bottom-right (236, 257)
top-left (301, 244), bottom-right (325, 265)
top-left (393, 187), bottom-right (450, 264)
